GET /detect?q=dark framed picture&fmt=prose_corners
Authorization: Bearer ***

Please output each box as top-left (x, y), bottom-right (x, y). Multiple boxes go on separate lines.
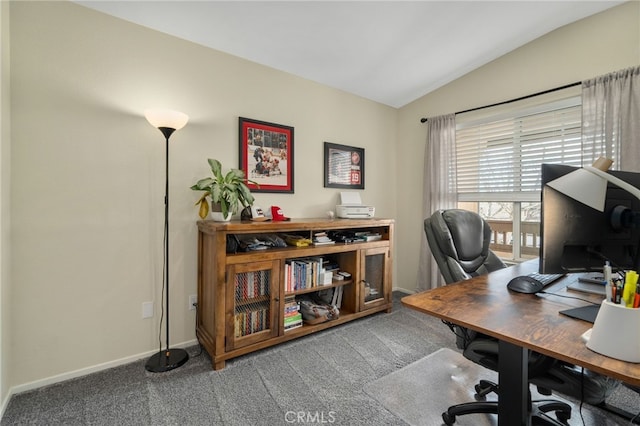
top-left (324, 142), bottom-right (365, 189)
top-left (239, 117), bottom-right (294, 193)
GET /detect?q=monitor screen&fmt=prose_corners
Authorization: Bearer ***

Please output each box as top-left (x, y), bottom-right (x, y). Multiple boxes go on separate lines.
top-left (539, 163), bottom-right (640, 274)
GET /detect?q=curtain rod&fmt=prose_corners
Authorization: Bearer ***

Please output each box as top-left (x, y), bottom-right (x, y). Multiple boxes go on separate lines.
top-left (419, 81), bottom-right (581, 123)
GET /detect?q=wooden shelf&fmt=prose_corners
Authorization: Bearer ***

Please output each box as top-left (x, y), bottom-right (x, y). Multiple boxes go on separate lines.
top-left (235, 295), bottom-right (270, 307)
top-left (285, 279), bottom-right (352, 297)
top-left (196, 217), bottom-right (394, 370)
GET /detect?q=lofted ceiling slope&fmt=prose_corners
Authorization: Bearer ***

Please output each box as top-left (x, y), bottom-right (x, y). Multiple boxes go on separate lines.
top-left (76, 1), bottom-right (624, 108)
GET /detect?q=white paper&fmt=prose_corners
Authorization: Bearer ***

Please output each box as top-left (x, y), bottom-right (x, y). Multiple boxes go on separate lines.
top-left (340, 192), bottom-right (362, 205)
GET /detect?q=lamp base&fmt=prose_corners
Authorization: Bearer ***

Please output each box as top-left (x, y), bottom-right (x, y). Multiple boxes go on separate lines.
top-left (145, 348), bottom-right (189, 373)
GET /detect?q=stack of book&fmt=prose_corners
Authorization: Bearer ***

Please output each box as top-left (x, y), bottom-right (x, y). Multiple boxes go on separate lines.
top-left (354, 231), bottom-right (382, 242)
top-left (332, 270), bottom-right (351, 282)
top-left (323, 260), bottom-right (339, 272)
top-left (312, 232), bottom-right (335, 246)
top-left (283, 296), bottom-right (302, 331)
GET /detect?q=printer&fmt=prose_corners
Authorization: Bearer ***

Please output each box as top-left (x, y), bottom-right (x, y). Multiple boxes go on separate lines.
top-left (336, 192), bottom-right (375, 219)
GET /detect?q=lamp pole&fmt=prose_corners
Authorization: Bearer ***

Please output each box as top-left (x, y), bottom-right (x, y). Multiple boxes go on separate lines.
top-left (144, 110), bottom-right (189, 373)
top-left (162, 127), bottom-right (172, 359)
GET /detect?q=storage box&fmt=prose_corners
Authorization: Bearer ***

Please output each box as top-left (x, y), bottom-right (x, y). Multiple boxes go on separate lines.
top-left (320, 271), bottom-right (333, 286)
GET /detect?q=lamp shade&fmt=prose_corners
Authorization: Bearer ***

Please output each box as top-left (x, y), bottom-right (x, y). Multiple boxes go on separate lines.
top-left (144, 109), bottom-right (189, 130)
top-left (547, 163), bottom-right (640, 212)
top-left (546, 167), bottom-right (608, 212)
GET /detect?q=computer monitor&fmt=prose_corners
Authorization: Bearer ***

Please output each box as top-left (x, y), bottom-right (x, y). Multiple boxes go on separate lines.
top-left (539, 163), bottom-right (640, 274)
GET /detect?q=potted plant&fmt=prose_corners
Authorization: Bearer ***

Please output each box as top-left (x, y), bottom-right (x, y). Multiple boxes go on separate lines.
top-left (191, 158), bottom-right (258, 221)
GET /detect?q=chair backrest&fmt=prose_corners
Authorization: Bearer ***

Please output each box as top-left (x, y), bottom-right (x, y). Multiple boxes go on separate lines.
top-left (424, 209), bottom-right (506, 284)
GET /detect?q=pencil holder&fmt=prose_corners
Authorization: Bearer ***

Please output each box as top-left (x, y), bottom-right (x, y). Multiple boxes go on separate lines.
top-left (586, 300), bottom-right (640, 363)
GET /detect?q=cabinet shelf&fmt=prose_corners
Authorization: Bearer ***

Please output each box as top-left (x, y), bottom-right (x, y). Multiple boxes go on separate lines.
top-left (196, 218), bottom-right (394, 370)
top-left (285, 279), bottom-right (352, 297)
top-left (225, 240), bottom-right (390, 264)
top-left (235, 295), bottom-right (270, 307)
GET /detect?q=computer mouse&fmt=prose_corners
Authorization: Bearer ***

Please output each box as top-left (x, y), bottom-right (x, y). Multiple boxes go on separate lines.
top-left (507, 275), bottom-right (545, 294)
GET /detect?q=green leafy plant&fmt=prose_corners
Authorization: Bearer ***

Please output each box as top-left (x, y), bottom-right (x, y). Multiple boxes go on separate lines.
top-left (190, 158), bottom-right (258, 219)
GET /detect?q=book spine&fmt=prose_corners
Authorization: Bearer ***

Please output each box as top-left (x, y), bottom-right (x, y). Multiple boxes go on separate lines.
top-left (284, 313), bottom-right (302, 323)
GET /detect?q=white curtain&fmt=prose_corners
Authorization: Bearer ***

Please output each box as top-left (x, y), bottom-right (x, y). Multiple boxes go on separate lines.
top-left (416, 114), bottom-right (457, 291)
top-left (582, 66), bottom-right (640, 171)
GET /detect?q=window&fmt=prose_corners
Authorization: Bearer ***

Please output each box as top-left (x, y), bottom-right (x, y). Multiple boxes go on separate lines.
top-left (455, 95), bottom-right (582, 261)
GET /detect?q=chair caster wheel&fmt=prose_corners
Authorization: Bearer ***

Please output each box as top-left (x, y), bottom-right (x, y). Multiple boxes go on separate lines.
top-left (556, 410), bottom-right (571, 423)
top-left (474, 384), bottom-right (488, 399)
top-left (442, 412), bottom-right (455, 425)
top-left (474, 379), bottom-right (497, 398)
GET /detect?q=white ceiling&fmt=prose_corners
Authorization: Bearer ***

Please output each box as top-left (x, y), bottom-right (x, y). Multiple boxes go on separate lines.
top-left (76, 1), bottom-right (624, 108)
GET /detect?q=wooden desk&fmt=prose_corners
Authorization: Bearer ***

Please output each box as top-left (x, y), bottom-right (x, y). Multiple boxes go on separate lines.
top-left (401, 260), bottom-right (640, 425)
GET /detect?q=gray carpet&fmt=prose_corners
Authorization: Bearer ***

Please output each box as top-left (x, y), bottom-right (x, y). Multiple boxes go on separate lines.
top-left (365, 348), bottom-right (498, 425)
top-left (2, 293), bottom-right (638, 425)
top-left (365, 347), bottom-right (639, 426)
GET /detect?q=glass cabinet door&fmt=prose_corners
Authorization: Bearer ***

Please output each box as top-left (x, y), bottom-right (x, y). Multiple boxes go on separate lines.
top-left (226, 260), bottom-right (279, 350)
top-left (360, 247), bottom-right (389, 310)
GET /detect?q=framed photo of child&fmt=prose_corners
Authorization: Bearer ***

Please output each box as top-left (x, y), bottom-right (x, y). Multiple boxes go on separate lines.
top-left (239, 117), bottom-right (294, 193)
top-left (324, 142), bottom-right (365, 189)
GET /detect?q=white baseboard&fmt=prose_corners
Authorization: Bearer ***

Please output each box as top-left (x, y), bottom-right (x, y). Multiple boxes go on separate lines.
top-left (1, 338), bottom-right (198, 417)
top-left (0, 391), bottom-right (10, 421)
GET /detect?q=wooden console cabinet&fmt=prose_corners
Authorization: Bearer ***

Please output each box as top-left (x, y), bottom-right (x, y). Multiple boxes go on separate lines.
top-left (196, 218), bottom-right (394, 370)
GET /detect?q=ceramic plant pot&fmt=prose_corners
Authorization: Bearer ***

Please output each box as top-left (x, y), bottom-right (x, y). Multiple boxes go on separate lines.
top-left (210, 203), bottom-right (232, 222)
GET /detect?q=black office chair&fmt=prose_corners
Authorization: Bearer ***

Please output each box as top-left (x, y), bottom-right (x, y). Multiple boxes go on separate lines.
top-left (424, 209), bottom-right (615, 425)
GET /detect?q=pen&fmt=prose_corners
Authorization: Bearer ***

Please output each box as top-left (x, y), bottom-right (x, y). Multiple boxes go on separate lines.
top-left (611, 282), bottom-right (616, 303)
top-left (604, 261), bottom-right (613, 302)
top-left (614, 280), bottom-right (623, 304)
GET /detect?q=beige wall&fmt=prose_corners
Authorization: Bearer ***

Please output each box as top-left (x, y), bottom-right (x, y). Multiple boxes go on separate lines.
top-left (3, 0), bottom-right (639, 401)
top-left (7, 1), bottom-right (397, 390)
top-left (396, 1), bottom-right (640, 294)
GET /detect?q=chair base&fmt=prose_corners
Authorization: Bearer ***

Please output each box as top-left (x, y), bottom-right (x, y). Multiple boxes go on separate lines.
top-left (441, 385), bottom-right (572, 426)
top-left (442, 400), bottom-right (571, 425)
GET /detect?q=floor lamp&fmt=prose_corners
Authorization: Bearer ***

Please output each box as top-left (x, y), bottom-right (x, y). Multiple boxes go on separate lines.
top-left (144, 108), bottom-right (190, 373)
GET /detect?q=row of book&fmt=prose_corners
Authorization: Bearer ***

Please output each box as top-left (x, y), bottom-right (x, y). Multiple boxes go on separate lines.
top-left (235, 270), bottom-right (270, 302)
top-left (234, 307), bottom-right (269, 337)
top-left (234, 257), bottom-right (346, 301)
top-left (283, 296), bottom-right (302, 331)
top-left (235, 287), bottom-right (346, 336)
top-left (284, 257), bottom-right (328, 291)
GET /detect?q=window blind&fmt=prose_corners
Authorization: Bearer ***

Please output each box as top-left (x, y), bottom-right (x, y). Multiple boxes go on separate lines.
top-left (455, 97), bottom-right (582, 202)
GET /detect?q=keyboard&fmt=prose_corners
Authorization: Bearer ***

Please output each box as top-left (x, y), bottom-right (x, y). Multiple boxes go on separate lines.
top-left (526, 272), bottom-right (565, 286)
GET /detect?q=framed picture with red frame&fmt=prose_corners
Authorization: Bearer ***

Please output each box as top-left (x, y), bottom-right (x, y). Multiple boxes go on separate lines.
top-left (239, 117), bottom-right (294, 193)
top-left (323, 142), bottom-right (365, 189)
